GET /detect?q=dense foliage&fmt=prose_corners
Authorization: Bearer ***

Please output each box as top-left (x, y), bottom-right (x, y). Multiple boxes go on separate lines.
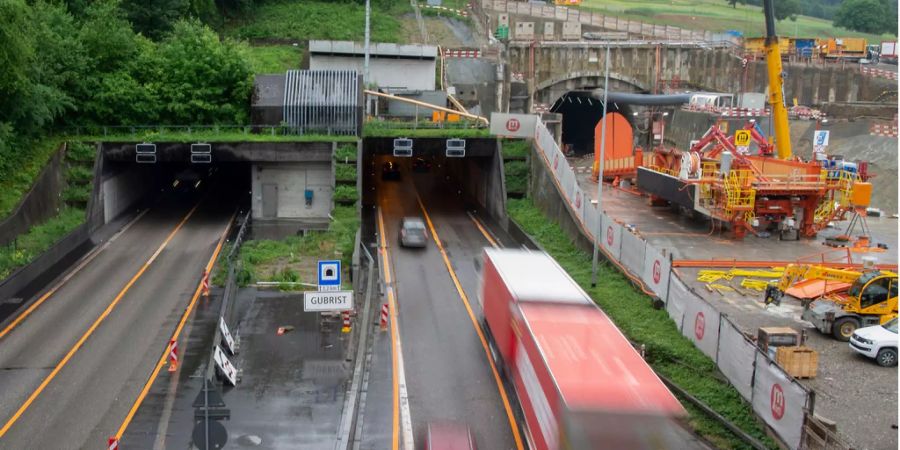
top-left (833, 0), bottom-right (898, 34)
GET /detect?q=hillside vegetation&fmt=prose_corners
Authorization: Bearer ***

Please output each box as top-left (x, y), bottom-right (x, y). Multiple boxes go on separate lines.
top-left (579, 0), bottom-right (892, 40)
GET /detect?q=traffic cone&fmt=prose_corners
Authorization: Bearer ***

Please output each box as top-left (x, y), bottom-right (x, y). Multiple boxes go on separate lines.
top-left (108, 437), bottom-right (119, 450)
top-left (201, 269), bottom-right (210, 297)
top-left (341, 311), bottom-right (351, 333)
top-left (167, 339), bottom-right (178, 372)
top-left (380, 303), bottom-right (389, 331)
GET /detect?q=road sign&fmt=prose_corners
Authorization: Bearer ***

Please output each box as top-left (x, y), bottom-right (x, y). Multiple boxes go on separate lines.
top-left (489, 113), bottom-right (537, 138)
top-left (393, 138), bottom-right (413, 157)
top-left (304, 290), bottom-right (354, 312)
top-left (219, 317), bottom-right (236, 355)
top-left (734, 130), bottom-right (751, 147)
top-left (318, 260), bottom-right (341, 291)
top-left (446, 138), bottom-right (465, 157)
top-left (192, 418), bottom-right (227, 450)
top-left (214, 345), bottom-right (238, 386)
top-left (813, 130), bottom-right (830, 147)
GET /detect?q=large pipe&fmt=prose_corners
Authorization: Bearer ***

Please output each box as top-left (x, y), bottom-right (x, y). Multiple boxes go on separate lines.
top-left (364, 89), bottom-right (489, 125)
top-left (587, 91), bottom-right (694, 105)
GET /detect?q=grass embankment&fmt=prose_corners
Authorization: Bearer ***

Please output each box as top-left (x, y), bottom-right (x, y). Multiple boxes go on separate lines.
top-left (579, 0), bottom-right (890, 40)
top-left (241, 44), bottom-right (303, 74)
top-left (334, 144), bottom-right (359, 204)
top-left (501, 140), bottom-right (529, 197)
top-left (0, 139), bottom-right (65, 220)
top-left (229, 205), bottom-right (359, 289)
top-left (0, 141), bottom-right (95, 280)
top-left (507, 198), bottom-right (777, 450)
top-left (223, 0), bottom-right (410, 42)
top-left (363, 120), bottom-right (490, 138)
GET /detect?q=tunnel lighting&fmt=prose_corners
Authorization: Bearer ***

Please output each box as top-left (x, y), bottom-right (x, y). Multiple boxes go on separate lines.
top-left (195, 180), bottom-right (202, 188)
top-left (587, 98), bottom-right (592, 106)
top-left (821, 119), bottom-right (828, 124)
top-left (633, 112), bottom-right (639, 116)
top-left (173, 180), bottom-right (180, 188)
top-left (577, 97), bottom-right (582, 104)
top-left (663, 112), bottom-right (669, 117)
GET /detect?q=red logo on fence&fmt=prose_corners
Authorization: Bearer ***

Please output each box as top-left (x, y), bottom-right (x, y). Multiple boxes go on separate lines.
top-left (652, 260), bottom-right (662, 284)
top-left (553, 154), bottom-right (560, 170)
top-left (771, 383), bottom-right (785, 420)
top-left (575, 191), bottom-right (582, 209)
top-left (606, 226), bottom-right (614, 246)
top-left (694, 312), bottom-right (705, 340)
top-left (506, 118), bottom-right (520, 132)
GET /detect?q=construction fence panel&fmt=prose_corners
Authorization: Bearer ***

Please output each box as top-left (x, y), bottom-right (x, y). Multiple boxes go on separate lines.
top-left (715, 318), bottom-right (756, 402)
top-left (752, 352), bottom-right (809, 450)
top-left (679, 288), bottom-right (722, 360)
top-left (584, 203), bottom-right (599, 241)
top-left (572, 185), bottom-right (587, 225)
top-left (555, 7), bottom-right (568, 21)
top-left (619, 229), bottom-right (646, 277)
top-left (600, 213), bottom-right (623, 262)
top-left (665, 275), bottom-right (689, 330)
top-left (641, 244), bottom-right (671, 301)
top-left (542, 5), bottom-right (555, 18)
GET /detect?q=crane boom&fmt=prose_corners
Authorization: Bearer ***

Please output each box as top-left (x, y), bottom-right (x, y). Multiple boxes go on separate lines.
top-left (762, 0), bottom-right (792, 160)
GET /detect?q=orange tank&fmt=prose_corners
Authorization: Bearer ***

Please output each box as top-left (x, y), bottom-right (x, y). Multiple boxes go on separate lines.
top-left (592, 112), bottom-right (635, 181)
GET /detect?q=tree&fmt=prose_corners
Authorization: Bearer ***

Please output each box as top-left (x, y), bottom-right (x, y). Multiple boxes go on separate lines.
top-left (774, 0), bottom-right (800, 21)
top-left (834, 0), bottom-right (895, 34)
top-left (120, 0), bottom-right (188, 40)
top-left (0, 0), bottom-right (36, 130)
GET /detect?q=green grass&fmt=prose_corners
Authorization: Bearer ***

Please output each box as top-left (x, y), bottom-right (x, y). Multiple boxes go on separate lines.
top-left (334, 184), bottom-right (359, 202)
top-left (241, 44), bottom-right (303, 74)
top-left (0, 207), bottom-right (85, 279)
top-left (335, 163), bottom-right (358, 182)
top-left (0, 139), bottom-right (65, 221)
top-left (62, 184), bottom-right (91, 204)
top-left (501, 139), bottom-right (530, 159)
top-left (504, 160), bottom-right (528, 194)
top-left (363, 120), bottom-right (490, 138)
top-left (335, 144), bottom-right (357, 161)
top-left (65, 165), bottom-right (93, 184)
top-left (65, 142), bottom-right (96, 163)
top-left (223, 0), bottom-right (410, 42)
top-left (578, 0), bottom-right (892, 40)
top-left (507, 198), bottom-right (777, 450)
top-left (66, 131), bottom-right (356, 143)
top-left (231, 205), bottom-right (358, 287)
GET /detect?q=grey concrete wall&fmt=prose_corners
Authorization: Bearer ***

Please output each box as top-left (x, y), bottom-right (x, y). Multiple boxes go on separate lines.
top-left (101, 166), bottom-right (152, 224)
top-left (0, 225), bottom-right (91, 305)
top-left (0, 144), bottom-right (66, 246)
top-left (310, 55), bottom-right (436, 91)
top-left (251, 161), bottom-right (333, 221)
top-left (509, 44), bottom-right (895, 106)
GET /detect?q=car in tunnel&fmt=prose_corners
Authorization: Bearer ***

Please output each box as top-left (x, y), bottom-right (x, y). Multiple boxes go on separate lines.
top-left (399, 217), bottom-right (428, 248)
top-left (381, 161), bottom-right (401, 180)
top-left (413, 157), bottom-right (432, 173)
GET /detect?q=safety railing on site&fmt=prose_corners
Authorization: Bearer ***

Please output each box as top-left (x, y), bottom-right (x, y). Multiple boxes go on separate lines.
top-left (531, 119), bottom-right (817, 450)
top-left (58, 124), bottom-right (353, 138)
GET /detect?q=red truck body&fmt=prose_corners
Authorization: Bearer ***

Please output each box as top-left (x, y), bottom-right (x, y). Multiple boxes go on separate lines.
top-left (481, 249), bottom-right (686, 450)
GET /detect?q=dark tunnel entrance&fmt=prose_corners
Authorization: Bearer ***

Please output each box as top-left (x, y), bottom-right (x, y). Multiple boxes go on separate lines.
top-left (551, 91), bottom-right (634, 156)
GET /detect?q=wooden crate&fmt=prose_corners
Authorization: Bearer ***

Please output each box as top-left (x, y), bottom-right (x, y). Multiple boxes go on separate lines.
top-left (776, 346), bottom-right (819, 378)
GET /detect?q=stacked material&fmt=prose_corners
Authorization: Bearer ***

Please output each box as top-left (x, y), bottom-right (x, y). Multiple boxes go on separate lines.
top-left (697, 268), bottom-right (784, 295)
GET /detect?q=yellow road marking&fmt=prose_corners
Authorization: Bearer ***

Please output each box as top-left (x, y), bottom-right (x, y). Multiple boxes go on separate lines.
top-left (377, 207), bottom-right (401, 450)
top-left (468, 212), bottom-right (499, 248)
top-left (415, 194), bottom-right (524, 450)
top-left (0, 202), bottom-right (202, 438)
top-left (115, 210), bottom-right (235, 439)
top-left (0, 210), bottom-right (148, 341)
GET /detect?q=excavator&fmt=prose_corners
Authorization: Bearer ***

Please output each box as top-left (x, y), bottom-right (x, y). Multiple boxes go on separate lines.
top-left (765, 264), bottom-right (898, 341)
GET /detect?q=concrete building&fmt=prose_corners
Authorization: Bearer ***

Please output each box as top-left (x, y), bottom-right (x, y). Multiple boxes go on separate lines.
top-left (308, 40), bottom-right (438, 91)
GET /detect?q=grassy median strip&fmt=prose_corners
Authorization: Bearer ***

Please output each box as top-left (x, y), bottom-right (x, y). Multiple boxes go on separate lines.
top-left (222, 205), bottom-right (358, 289)
top-left (0, 207), bottom-right (85, 280)
top-left (507, 198), bottom-right (776, 450)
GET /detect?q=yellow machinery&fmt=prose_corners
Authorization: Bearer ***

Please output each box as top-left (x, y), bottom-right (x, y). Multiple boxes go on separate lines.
top-left (762, 0), bottom-right (792, 160)
top-left (765, 264), bottom-right (898, 340)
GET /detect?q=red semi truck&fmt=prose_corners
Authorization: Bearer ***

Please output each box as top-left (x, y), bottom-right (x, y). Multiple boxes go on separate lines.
top-left (480, 248), bottom-right (687, 450)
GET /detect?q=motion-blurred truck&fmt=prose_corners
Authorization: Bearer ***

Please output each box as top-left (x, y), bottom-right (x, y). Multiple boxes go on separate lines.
top-left (480, 248), bottom-right (686, 449)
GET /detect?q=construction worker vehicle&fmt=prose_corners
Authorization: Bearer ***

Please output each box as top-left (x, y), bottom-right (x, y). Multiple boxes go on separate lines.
top-left (765, 264), bottom-right (898, 341)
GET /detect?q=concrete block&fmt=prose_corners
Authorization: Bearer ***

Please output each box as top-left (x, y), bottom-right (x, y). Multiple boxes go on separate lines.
top-left (544, 22), bottom-right (555, 40)
top-left (514, 22), bottom-right (534, 40)
top-left (562, 22), bottom-right (581, 40)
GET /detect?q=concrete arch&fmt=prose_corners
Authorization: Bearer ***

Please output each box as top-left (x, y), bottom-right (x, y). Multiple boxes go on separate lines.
top-left (534, 71), bottom-right (649, 106)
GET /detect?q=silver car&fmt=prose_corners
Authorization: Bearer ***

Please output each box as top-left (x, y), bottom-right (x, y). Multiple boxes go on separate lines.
top-left (399, 217), bottom-right (428, 248)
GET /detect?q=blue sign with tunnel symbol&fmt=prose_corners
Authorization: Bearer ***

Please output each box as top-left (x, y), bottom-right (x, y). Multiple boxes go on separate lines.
top-left (318, 260), bottom-right (341, 291)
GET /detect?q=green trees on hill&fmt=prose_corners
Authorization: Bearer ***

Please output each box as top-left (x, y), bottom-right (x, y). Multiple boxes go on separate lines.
top-left (833, 0), bottom-right (898, 34)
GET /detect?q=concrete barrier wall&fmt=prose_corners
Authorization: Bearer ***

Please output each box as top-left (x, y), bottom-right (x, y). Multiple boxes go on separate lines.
top-left (0, 224), bottom-right (90, 304)
top-left (0, 144), bottom-right (66, 246)
top-left (529, 119), bottom-right (812, 449)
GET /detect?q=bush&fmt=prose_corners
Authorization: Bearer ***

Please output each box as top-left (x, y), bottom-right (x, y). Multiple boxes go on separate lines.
top-left (66, 141), bottom-right (96, 162)
top-left (501, 139), bottom-right (530, 159)
top-left (66, 165), bottom-right (94, 184)
top-left (504, 160), bottom-right (528, 194)
top-left (335, 163), bottom-right (357, 181)
top-left (334, 185), bottom-right (358, 202)
top-left (62, 185), bottom-right (91, 204)
top-left (335, 144), bottom-right (357, 161)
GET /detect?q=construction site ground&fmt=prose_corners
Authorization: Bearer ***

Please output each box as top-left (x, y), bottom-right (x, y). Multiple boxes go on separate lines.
top-left (571, 159), bottom-right (898, 450)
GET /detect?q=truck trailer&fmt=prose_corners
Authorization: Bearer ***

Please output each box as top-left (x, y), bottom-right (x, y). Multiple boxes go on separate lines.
top-left (480, 248), bottom-right (687, 450)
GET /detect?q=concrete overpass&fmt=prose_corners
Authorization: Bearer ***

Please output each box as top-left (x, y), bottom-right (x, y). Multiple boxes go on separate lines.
top-left (505, 41), bottom-right (895, 113)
